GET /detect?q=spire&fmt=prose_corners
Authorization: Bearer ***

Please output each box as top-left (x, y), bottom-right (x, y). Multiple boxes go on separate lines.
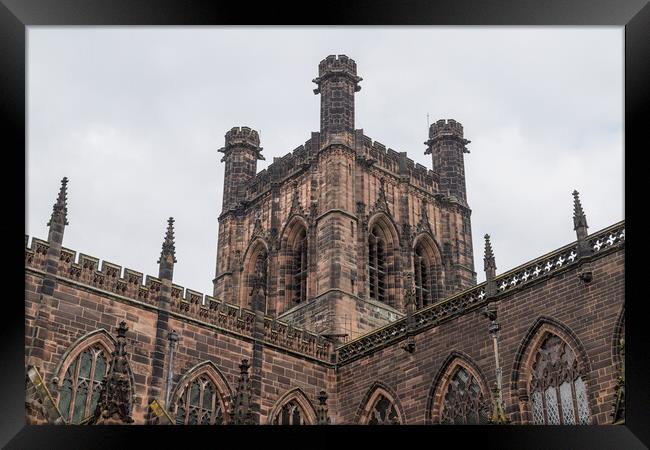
top-left (572, 190), bottom-right (590, 257)
top-left (229, 359), bottom-right (254, 425)
top-left (483, 234), bottom-right (497, 296)
top-left (47, 177), bottom-right (69, 245)
top-left (316, 391), bottom-right (331, 425)
top-left (88, 321), bottom-right (134, 424)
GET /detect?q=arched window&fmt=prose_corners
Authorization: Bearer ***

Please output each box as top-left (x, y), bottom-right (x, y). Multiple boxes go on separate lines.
top-left (368, 225), bottom-right (387, 303)
top-left (242, 241), bottom-right (268, 311)
top-left (57, 343), bottom-right (109, 424)
top-left (440, 367), bottom-right (490, 425)
top-left (268, 388), bottom-right (317, 425)
top-left (174, 375), bottom-right (227, 425)
top-left (272, 400), bottom-right (305, 425)
top-left (291, 227), bottom-right (308, 304)
top-left (357, 383), bottom-right (404, 425)
top-left (414, 244), bottom-right (439, 308)
top-left (368, 394), bottom-right (400, 425)
top-left (529, 334), bottom-right (590, 425)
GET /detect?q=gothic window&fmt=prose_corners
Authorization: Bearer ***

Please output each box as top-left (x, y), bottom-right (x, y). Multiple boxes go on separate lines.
top-left (57, 344), bottom-right (109, 424)
top-left (291, 227), bottom-right (308, 304)
top-left (272, 400), bottom-right (305, 425)
top-left (529, 334), bottom-right (590, 425)
top-left (368, 394), bottom-right (400, 425)
top-left (174, 375), bottom-right (226, 425)
top-left (245, 244), bottom-right (268, 311)
top-left (414, 243), bottom-right (438, 308)
top-left (439, 367), bottom-right (490, 425)
top-left (368, 225), bottom-right (387, 303)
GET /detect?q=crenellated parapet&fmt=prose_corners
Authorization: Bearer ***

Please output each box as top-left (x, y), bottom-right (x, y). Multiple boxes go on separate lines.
top-left (220, 127), bottom-right (264, 160)
top-left (25, 236), bottom-right (332, 362)
top-left (336, 220), bottom-right (625, 364)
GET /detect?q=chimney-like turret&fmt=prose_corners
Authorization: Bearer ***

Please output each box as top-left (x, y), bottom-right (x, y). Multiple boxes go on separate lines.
top-left (425, 119), bottom-right (471, 202)
top-left (218, 126), bottom-right (264, 210)
top-left (313, 55), bottom-right (362, 140)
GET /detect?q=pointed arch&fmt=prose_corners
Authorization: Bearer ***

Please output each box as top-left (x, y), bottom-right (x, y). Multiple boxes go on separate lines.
top-left (54, 328), bottom-right (133, 424)
top-left (355, 381), bottom-right (406, 425)
top-left (510, 316), bottom-right (593, 425)
top-left (367, 213), bottom-right (401, 309)
top-left (412, 232), bottom-right (445, 308)
top-left (170, 360), bottom-right (232, 425)
top-left (279, 215), bottom-right (310, 312)
top-left (426, 351), bottom-right (492, 424)
top-left (239, 237), bottom-right (270, 310)
top-left (267, 387), bottom-right (318, 425)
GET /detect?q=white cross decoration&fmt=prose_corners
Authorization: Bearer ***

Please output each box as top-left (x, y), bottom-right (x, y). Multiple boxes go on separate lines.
top-left (620, 229), bottom-right (625, 239)
top-left (556, 256), bottom-right (565, 267)
top-left (544, 262), bottom-right (553, 272)
top-left (500, 281), bottom-right (507, 291)
top-left (521, 271), bottom-right (530, 282)
top-left (533, 266), bottom-right (541, 277)
top-left (594, 240), bottom-right (603, 251)
top-left (478, 291), bottom-right (485, 300)
top-left (607, 234), bottom-right (616, 245)
top-left (568, 251), bottom-right (577, 262)
top-left (511, 276), bottom-right (519, 286)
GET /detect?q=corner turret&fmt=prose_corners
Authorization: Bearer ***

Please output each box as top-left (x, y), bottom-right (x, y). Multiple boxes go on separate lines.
top-left (218, 127), bottom-right (264, 210)
top-left (313, 55), bottom-right (362, 140)
top-left (425, 119), bottom-right (470, 202)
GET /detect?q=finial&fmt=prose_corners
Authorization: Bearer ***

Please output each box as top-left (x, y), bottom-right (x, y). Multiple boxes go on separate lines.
top-left (117, 321), bottom-right (128, 338)
top-left (47, 177), bottom-right (69, 227)
top-left (158, 217), bottom-right (177, 264)
top-left (483, 234), bottom-right (496, 271)
top-left (572, 190), bottom-right (588, 231)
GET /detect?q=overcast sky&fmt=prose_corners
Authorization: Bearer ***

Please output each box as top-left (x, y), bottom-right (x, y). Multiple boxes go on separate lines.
top-left (27, 27), bottom-right (624, 295)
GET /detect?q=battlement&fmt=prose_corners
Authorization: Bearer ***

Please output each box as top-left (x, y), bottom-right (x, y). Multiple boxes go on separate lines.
top-left (318, 54), bottom-right (358, 77)
top-left (219, 126), bottom-right (264, 161)
top-left (428, 119), bottom-right (464, 140)
top-left (25, 235), bottom-right (332, 362)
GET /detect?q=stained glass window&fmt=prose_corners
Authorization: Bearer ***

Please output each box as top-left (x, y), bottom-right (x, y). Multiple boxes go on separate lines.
top-left (440, 367), bottom-right (490, 425)
top-left (272, 400), bottom-right (305, 425)
top-left (529, 334), bottom-right (591, 425)
top-left (174, 376), bottom-right (225, 425)
top-left (368, 394), bottom-right (399, 425)
top-left (57, 344), bottom-right (109, 424)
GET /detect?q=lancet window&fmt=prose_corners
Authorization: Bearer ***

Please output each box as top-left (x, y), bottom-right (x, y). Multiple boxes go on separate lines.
top-left (291, 227), bottom-right (308, 304)
top-left (272, 400), bottom-right (305, 425)
top-left (368, 225), bottom-right (387, 303)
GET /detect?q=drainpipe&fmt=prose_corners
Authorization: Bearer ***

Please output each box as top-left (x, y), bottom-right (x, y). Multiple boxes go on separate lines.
top-left (165, 330), bottom-right (179, 408)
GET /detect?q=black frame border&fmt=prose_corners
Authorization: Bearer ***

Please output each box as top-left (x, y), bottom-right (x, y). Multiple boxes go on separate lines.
top-left (2, 0), bottom-right (648, 448)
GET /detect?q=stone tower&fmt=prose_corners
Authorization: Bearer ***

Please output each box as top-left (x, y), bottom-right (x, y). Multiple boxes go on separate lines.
top-left (213, 55), bottom-right (476, 341)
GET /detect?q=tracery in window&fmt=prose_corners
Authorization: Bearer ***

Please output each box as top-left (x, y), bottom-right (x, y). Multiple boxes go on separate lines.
top-left (243, 242), bottom-right (268, 311)
top-left (529, 334), bottom-right (590, 425)
top-left (57, 344), bottom-right (109, 424)
top-left (368, 225), bottom-right (387, 303)
top-left (291, 227), bottom-right (308, 304)
top-left (272, 400), bottom-right (305, 425)
top-left (174, 375), bottom-right (226, 425)
top-left (413, 240), bottom-right (440, 308)
top-left (440, 366), bottom-right (490, 425)
top-left (368, 394), bottom-right (400, 425)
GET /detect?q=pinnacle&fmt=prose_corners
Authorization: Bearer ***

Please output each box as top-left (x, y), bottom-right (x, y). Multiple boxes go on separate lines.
top-left (484, 234), bottom-right (496, 271)
top-left (572, 190), bottom-right (588, 230)
top-left (47, 177), bottom-right (69, 227)
top-left (158, 217), bottom-right (177, 264)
